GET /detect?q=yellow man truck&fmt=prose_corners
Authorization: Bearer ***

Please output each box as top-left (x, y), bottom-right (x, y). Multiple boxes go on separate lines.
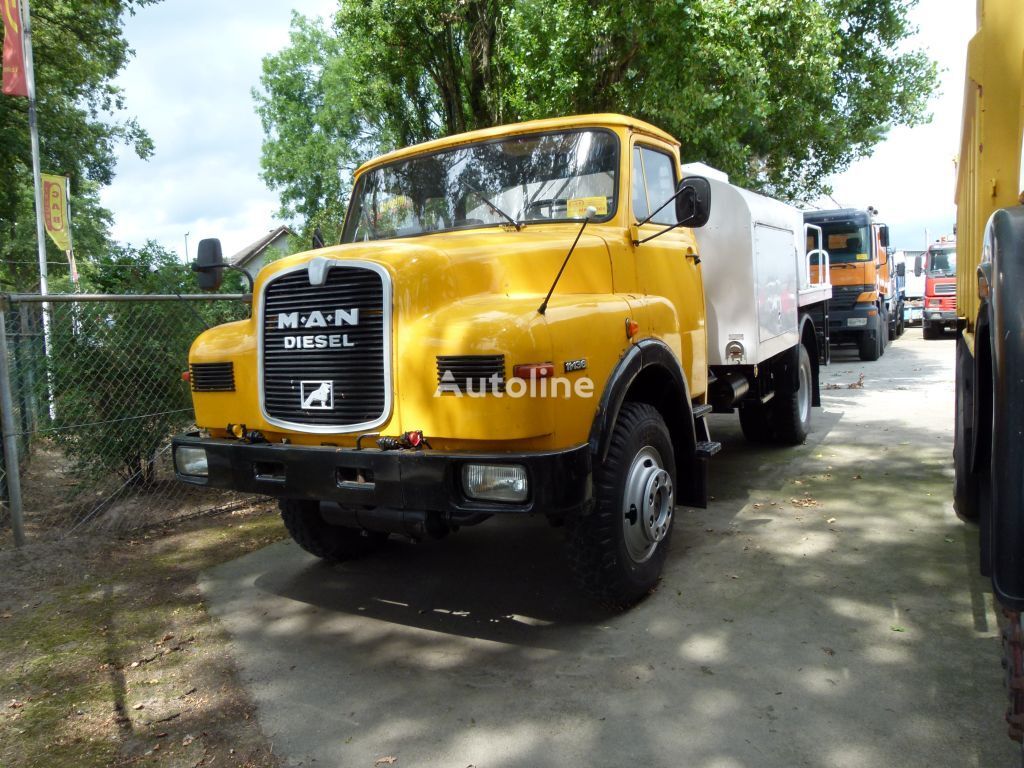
top-left (173, 114), bottom-right (830, 606)
top-left (951, 0), bottom-right (1024, 746)
top-left (803, 207), bottom-right (893, 361)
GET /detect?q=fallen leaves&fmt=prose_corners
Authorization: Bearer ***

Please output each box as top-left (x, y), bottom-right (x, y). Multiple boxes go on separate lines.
top-left (791, 497), bottom-right (820, 508)
top-left (375, 757), bottom-right (398, 766)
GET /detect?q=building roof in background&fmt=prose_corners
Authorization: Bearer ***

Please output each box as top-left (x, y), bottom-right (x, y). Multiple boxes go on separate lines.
top-left (230, 225), bottom-right (294, 267)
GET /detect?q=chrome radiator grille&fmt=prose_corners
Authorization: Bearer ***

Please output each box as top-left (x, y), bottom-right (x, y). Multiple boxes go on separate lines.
top-left (261, 262), bottom-right (389, 430)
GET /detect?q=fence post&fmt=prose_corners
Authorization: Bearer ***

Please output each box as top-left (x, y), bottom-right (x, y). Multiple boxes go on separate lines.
top-left (0, 303), bottom-right (26, 547)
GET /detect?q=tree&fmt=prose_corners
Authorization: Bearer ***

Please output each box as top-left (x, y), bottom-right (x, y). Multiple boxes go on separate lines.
top-left (255, 0), bottom-right (936, 226)
top-left (0, 0), bottom-right (157, 290)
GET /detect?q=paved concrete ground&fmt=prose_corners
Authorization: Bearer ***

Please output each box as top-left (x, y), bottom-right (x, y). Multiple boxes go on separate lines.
top-left (202, 327), bottom-right (1018, 768)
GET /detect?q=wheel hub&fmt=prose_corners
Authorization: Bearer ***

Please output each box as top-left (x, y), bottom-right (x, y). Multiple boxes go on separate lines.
top-left (622, 447), bottom-right (674, 563)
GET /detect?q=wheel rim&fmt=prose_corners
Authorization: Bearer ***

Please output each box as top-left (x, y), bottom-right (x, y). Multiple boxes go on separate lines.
top-left (621, 446), bottom-right (673, 563)
top-left (798, 354), bottom-right (811, 425)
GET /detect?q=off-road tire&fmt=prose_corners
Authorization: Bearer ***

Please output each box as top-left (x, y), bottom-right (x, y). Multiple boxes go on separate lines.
top-left (922, 322), bottom-right (939, 340)
top-left (770, 344), bottom-right (812, 445)
top-left (280, 499), bottom-right (388, 561)
top-left (953, 338), bottom-right (979, 521)
top-left (739, 401), bottom-right (774, 443)
top-left (858, 330), bottom-right (881, 361)
top-left (567, 402), bottom-right (676, 607)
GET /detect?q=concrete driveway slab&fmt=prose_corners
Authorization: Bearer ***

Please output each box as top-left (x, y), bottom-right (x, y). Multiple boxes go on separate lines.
top-left (202, 329), bottom-right (1015, 768)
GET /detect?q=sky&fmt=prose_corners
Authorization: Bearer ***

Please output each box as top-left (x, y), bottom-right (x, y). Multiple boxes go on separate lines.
top-left (98, 0), bottom-right (975, 260)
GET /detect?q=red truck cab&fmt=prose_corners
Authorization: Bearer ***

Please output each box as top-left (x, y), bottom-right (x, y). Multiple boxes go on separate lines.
top-left (917, 237), bottom-right (956, 339)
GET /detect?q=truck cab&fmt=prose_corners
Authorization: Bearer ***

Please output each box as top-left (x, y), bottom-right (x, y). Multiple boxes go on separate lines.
top-left (916, 237), bottom-right (957, 339)
top-left (803, 208), bottom-right (892, 360)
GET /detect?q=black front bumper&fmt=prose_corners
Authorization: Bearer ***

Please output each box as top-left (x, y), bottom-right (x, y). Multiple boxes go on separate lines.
top-left (172, 433), bottom-right (592, 517)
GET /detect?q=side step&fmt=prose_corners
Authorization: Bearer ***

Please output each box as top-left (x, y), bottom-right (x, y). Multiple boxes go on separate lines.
top-left (695, 440), bottom-right (722, 458)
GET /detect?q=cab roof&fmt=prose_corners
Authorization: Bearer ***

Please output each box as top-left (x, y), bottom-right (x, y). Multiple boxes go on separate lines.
top-left (354, 114), bottom-right (679, 176)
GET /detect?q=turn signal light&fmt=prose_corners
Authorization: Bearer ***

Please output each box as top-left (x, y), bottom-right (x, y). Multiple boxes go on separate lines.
top-left (513, 363), bottom-right (554, 380)
top-left (181, 371), bottom-right (190, 382)
top-left (626, 319), bottom-right (640, 339)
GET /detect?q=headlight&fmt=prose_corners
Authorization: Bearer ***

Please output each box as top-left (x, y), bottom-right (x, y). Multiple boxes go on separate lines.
top-left (175, 445), bottom-right (209, 477)
top-left (462, 463), bottom-right (528, 503)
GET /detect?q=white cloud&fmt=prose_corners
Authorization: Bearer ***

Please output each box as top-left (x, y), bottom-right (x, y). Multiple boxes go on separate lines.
top-left (99, 0), bottom-right (337, 260)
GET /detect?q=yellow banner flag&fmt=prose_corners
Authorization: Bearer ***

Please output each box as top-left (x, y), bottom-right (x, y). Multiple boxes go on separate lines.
top-left (41, 173), bottom-right (71, 251)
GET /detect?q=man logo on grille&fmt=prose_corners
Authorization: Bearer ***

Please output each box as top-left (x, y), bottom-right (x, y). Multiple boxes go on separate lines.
top-left (300, 380), bottom-right (334, 410)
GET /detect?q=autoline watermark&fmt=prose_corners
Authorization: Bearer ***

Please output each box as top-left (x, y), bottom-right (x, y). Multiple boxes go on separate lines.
top-left (436, 371), bottom-right (594, 398)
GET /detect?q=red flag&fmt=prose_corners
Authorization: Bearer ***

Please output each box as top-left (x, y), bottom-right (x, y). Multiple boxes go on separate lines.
top-left (2, 0), bottom-right (27, 97)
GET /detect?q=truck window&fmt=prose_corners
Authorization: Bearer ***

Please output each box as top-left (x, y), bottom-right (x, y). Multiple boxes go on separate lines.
top-left (632, 146), bottom-right (678, 226)
top-left (341, 129), bottom-right (619, 242)
top-left (819, 222), bottom-right (871, 264)
top-left (926, 247), bottom-right (957, 276)
top-left (631, 147), bottom-right (650, 222)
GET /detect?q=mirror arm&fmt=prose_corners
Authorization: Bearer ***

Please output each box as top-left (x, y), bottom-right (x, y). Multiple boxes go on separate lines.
top-left (633, 217), bottom-right (692, 246)
top-left (635, 185), bottom-right (687, 228)
top-left (192, 261), bottom-right (254, 294)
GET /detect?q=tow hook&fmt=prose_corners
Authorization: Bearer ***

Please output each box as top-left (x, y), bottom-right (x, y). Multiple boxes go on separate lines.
top-left (376, 430), bottom-right (432, 451)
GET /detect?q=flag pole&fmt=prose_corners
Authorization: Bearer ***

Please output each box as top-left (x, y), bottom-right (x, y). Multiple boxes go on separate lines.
top-left (20, 0), bottom-right (46, 296)
top-left (64, 175), bottom-right (79, 292)
top-left (18, 0), bottom-right (55, 418)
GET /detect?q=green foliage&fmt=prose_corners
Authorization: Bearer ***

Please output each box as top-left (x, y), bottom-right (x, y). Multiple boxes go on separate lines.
top-left (255, 0), bottom-right (937, 220)
top-left (0, 0), bottom-right (157, 290)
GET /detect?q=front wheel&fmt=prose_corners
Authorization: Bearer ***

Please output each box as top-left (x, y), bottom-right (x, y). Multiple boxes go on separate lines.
top-left (922, 321), bottom-right (939, 340)
top-left (567, 402), bottom-right (676, 607)
top-left (771, 344), bottom-right (813, 445)
top-left (280, 499), bottom-right (389, 561)
top-left (858, 329), bottom-right (881, 361)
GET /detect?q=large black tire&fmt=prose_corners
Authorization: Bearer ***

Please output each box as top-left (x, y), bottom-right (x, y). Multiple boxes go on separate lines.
top-left (858, 329), bottom-right (881, 361)
top-left (770, 344), bottom-right (812, 445)
top-left (739, 400), bottom-right (774, 443)
top-left (922, 321), bottom-right (939, 340)
top-left (280, 499), bottom-right (388, 561)
top-left (953, 337), bottom-right (979, 521)
top-left (567, 402), bottom-right (676, 607)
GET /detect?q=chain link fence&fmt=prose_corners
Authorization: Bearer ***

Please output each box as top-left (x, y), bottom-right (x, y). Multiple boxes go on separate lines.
top-left (0, 293), bottom-right (272, 548)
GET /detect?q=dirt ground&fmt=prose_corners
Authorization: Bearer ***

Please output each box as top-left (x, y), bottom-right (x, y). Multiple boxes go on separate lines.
top-left (1, 326), bottom-right (1018, 767)
top-left (0, 502), bottom-right (285, 768)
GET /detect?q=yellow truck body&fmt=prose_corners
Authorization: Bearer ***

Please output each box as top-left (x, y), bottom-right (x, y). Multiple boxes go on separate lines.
top-left (174, 113), bottom-right (829, 605)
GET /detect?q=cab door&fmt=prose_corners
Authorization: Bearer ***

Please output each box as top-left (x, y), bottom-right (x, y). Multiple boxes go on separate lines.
top-left (630, 139), bottom-right (707, 398)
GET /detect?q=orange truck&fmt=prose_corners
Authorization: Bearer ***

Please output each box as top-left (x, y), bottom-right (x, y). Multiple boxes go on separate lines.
top-left (951, 0), bottom-right (1024, 746)
top-left (803, 207), bottom-right (895, 360)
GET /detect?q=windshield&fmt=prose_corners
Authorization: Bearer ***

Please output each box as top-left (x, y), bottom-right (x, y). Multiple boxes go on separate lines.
top-left (341, 129), bottom-right (618, 242)
top-left (926, 247), bottom-right (956, 277)
top-left (813, 222), bottom-right (872, 264)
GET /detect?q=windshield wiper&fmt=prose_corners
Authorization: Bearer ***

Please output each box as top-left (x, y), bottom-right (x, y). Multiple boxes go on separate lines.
top-left (468, 187), bottom-right (521, 231)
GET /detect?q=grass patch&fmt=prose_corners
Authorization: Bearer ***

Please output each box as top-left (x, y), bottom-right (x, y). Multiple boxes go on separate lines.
top-left (0, 504), bottom-right (286, 768)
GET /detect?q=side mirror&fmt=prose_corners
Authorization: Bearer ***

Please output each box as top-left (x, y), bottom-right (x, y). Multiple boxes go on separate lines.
top-left (675, 176), bottom-right (711, 228)
top-left (914, 254), bottom-right (923, 277)
top-left (193, 238), bottom-right (224, 292)
top-left (896, 262), bottom-right (906, 277)
top-left (879, 225), bottom-right (890, 248)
